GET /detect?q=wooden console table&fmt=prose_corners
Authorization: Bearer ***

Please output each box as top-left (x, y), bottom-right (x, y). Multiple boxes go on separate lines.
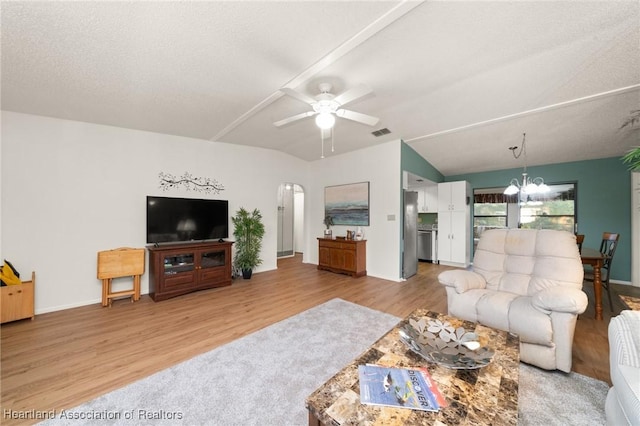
top-left (317, 238), bottom-right (366, 277)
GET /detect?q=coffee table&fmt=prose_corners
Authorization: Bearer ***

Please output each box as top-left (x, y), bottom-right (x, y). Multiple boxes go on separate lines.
top-left (306, 309), bottom-right (520, 425)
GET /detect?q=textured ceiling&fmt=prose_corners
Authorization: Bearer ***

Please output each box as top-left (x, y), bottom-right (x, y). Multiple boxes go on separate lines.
top-left (2, 1), bottom-right (639, 176)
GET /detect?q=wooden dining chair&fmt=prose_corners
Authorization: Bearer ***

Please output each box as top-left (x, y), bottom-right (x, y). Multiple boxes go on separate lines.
top-left (575, 234), bottom-right (584, 253)
top-left (584, 232), bottom-right (620, 311)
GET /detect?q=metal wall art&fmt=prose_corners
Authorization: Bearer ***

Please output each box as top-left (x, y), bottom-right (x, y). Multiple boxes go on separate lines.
top-left (158, 171), bottom-right (225, 194)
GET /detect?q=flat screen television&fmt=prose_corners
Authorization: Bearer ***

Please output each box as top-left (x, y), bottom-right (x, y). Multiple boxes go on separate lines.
top-left (146, 196), bottom-right (229, 244)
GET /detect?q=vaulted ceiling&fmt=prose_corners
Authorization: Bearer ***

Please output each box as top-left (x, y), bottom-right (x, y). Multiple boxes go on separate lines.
top-left (2, 1), bottom-right (639, 175)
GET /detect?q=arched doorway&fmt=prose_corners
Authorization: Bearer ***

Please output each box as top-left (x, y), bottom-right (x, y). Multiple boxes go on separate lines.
top-left (277, 183), bottom-right (304, 258)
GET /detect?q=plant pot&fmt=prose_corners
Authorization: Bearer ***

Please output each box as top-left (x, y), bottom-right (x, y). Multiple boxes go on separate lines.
top-left (242, 268), bottom-right (253, 279)
top-left (324, 229), bottom-right (332, 238)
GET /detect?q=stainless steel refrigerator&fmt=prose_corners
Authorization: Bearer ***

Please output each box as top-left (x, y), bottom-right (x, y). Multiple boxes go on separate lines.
top-left (403, 190), bottom-right (418, 278)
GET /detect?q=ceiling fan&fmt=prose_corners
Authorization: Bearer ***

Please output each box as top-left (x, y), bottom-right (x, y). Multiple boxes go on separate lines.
top-left (273, 83), bottom-right (379, 130)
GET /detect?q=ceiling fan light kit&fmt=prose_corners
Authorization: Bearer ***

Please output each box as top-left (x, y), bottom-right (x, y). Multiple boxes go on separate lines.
top-left (275, 83), bottom-right (380, 158)
top-left (315, 112), bottom-right (335, 129)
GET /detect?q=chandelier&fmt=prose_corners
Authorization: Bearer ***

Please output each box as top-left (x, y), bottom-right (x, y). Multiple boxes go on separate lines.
top-left (503, 133), bottom-right (549, 199)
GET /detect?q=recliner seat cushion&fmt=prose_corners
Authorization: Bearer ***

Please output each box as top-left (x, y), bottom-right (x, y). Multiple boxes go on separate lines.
top-left (476, 291), bottom-right (518, 331)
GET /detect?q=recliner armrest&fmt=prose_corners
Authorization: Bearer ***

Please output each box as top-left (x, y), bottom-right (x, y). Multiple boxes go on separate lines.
top-left (612, 364), bottom-right (640, 420)
top-left (531, 287), bottom-right (588, 314)
top-left (438, 270), bottom-right (487, 294)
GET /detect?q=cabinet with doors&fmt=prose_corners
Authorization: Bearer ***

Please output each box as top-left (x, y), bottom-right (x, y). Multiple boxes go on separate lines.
top-left (417, 185), bottom-right (438, 213)
top-left (437, 181), bottom-right (471, 267)
top-left (1, 271), bottom-right (35, 324)
top-left (317, 238), bottom-right (366, 277)
top-left (147, 241), bottom-right (233, 301)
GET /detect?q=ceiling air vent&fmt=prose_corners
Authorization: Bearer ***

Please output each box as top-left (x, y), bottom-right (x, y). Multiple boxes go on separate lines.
top-left (371, 128), bottom-right (391, 137)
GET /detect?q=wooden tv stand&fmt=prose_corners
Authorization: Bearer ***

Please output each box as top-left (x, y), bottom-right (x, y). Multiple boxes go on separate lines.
top-left (147, 241), bottom-right (233, 301)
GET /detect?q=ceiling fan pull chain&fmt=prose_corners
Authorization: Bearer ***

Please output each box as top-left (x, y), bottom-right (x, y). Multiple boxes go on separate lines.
top-left (331, 127), bottom-right (335, 153)
top-left (321, 128), bottom-right (325, 159)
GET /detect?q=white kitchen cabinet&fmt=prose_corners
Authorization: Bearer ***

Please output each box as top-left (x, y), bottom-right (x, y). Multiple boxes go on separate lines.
top-left (424, 185), bottom-right (438, 213)
top-left (438, 181), bottom-right (469, 212)
top-left (417, 185), bottom-right (438, 213)
top-left (437, 181), bottom-right (471, 267)
top-left (417, 188), bottom-right (426, 213)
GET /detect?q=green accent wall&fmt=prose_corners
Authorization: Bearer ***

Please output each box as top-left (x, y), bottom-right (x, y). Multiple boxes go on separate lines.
top-left (447, 157), bottom-right (632, 282)
top-left (401, 142), bottom-right (444, 183)
top-left (399, 142), bottom-right (444, 277)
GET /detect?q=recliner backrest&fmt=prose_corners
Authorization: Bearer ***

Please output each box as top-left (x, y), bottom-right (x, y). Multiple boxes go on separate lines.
top-left (472, 229), bottom-right (584, 296)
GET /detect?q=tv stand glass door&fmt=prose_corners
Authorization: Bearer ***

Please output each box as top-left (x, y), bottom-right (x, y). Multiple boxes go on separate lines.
top-left (163, 253), bottom-right (195, 275)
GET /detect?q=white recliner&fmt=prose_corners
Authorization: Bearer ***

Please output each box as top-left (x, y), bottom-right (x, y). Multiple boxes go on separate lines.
top-left (438, 229), bottom-right (588, 372)
top-left (606, 310), bottom-right (640, 425)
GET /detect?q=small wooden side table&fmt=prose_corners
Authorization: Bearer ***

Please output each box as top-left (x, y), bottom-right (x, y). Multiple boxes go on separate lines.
top-left (97, 248), bottom-right (145, 307)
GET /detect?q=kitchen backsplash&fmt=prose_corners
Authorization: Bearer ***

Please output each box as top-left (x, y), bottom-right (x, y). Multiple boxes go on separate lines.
top-left (418, 213), bottom-right (437, 225)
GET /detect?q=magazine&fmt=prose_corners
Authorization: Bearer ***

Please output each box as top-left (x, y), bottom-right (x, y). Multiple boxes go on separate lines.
top-left (358, 364), bottom-right (448, 412)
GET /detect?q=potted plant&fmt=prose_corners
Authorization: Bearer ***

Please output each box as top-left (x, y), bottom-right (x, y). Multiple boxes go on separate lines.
top-left (323, 215), bottom-right (334, 238)
top-left (620, 109), bottom-right (640, 171)
top-left (232, 207), bottom-right (265, 279)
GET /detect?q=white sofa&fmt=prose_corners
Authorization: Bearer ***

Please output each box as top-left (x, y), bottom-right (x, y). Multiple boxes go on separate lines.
top-left (606, 310), bottom-right (640, 425)
top-left (438, 229), bottom-right (587, 372)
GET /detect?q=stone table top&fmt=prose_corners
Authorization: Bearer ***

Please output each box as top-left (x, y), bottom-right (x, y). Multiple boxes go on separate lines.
top-left (306, 309), bottom-right (520, 425)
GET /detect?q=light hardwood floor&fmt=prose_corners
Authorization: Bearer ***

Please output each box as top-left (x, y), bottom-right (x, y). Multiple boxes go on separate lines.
top-left (0, 255), bottom-right (624, 425)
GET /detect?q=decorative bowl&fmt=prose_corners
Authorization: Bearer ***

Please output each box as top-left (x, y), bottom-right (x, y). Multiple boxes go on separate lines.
top-left (398, 318), bottom-right (494, 369)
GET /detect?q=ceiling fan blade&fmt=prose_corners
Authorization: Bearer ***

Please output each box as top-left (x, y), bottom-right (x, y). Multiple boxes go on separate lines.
top-left (334, 84), bottom-right (373, 106)
top-left (280, 88), bottom-right (317, 106)
top-left (273, 111), bottom-right (316, 127)
top-left (335, 109), bottom-right (379, 126)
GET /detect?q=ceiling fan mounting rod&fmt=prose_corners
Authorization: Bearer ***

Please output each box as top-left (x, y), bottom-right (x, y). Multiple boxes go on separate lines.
top-left (318, 82), bottom-right (333, 94)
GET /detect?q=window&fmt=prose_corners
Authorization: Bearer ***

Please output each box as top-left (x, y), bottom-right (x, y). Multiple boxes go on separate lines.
top-left (518, 183), bottom-right (576, 233)
top-left (473, 194), bottom-right (507, 238)
top-left (473, 182), bottom-right (577, 235)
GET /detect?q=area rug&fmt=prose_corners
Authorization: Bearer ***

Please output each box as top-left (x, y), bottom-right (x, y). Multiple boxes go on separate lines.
top-left (518, 363), bottom-right (609, 425)
top-left (41, 299), bottom-right (609, 425)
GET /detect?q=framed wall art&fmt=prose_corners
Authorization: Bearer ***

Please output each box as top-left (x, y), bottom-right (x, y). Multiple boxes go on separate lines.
top-left (324, 181), bottom-right (370, 226)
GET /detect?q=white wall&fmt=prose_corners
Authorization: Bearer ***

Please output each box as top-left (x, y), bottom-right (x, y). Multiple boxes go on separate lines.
top-left (294, 190), bottom-right (304, 253)
top-left (306, 140), bottom-right (403, 281)
top-left (1, 112), bottom-right (309, 313)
